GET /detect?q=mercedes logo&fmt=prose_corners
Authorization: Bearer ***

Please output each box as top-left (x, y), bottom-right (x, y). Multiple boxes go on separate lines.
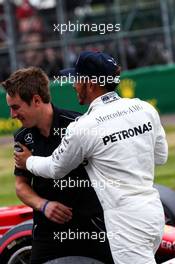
top-left (24, 133), bottom-right (33, 143)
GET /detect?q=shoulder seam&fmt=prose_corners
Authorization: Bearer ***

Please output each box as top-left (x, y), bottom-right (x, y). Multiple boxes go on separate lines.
top-left (59, 114), bottom-right (77, 121)
top-left (14, 128), bottom-right (28, 138)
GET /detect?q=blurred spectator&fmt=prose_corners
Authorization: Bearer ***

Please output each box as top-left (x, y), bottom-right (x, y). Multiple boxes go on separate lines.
top-left (18, 15), bottom-right (44, 36)
top-left (19, 32), bottom-right (47, 69)
top-left (20, 31), bottom-right (44, 44)
top-left (21, 48), bottom-right (46, 68)
top-left (0, 0), bottom-right (174, 81)
top-left (136, 38), bottom-right (149, 67)
top-left (18, 32), bottom-right (63, 78)
top-left (66, 45), bottom-right (78, 66)
top-left (145, 41), bottom-right (171, 66)
top-left (137, 38), bottom-right (171, 67)
top-left (45, 48), bottom-right (63, 77)
top-left (0, 54), bottom-right (10, 81)
top-left (16, 0), bottom-right (35, 20)
top-left (123, 38), bottom-right (138, 69)
top-left (15, 0), bottom-right (44, 42)
top-left (0, 5), bottom-right (5, 46)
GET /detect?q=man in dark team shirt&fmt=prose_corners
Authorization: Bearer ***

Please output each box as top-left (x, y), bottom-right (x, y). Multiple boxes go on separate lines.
top-left (2, 67), bottom-right (114, 264)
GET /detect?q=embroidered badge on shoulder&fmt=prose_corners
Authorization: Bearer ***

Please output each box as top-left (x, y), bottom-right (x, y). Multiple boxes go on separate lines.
top-left (101, 93), bottom-right (118, 104)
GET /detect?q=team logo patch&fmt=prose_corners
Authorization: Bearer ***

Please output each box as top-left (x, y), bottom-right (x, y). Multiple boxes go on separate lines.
top-left (101, 93), bottom-right (118, 104)
top-left (107, 58), bottom-right (117, 66)
top-left (24, 133), bottom-right (33, 144)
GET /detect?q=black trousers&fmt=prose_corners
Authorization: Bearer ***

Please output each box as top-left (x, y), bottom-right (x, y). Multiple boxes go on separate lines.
top-left (30, 219), bottom-right (114, 264)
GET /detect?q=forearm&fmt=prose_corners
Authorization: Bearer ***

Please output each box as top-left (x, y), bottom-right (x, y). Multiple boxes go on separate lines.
top-left (26, 156), bottom-right (60, 179)
top-left (16, 179), bottom-right (46, 211)
top-left (26, 148), bottom-right (82, 179)
top-left (25, 129), bottom-right (84, 179)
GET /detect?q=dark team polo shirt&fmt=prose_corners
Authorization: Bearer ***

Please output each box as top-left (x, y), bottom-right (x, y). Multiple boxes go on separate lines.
top-left (14, 105), bottom-right (103, 231)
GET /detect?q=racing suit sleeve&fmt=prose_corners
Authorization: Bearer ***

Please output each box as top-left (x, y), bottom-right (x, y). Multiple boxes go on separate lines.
top-left (26, 124), bottom-right (85, 179)
top-left (154, 111), bottom-right (168, 165)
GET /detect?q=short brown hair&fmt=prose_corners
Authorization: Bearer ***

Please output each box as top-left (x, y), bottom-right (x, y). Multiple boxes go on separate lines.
top-left (1, 67), bottom-right (51, 105)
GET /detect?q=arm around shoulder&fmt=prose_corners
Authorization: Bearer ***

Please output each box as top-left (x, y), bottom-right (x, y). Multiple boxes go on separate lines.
top-left (26, 123), bottom-right (85, 179)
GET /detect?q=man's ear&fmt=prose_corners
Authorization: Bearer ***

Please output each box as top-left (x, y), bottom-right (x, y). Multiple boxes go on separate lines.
top-left (88, 80), bottom-right (97, 92)
top-left (32, 94), bottom-right (42, 106)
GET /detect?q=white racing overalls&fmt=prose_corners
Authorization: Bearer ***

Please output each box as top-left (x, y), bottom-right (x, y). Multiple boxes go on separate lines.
top-left (27, 91), bottom-right (168, 264)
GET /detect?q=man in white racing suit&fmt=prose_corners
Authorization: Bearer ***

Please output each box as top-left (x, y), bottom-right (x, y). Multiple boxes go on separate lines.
top-left (15, 51), bottom-right (168, 264)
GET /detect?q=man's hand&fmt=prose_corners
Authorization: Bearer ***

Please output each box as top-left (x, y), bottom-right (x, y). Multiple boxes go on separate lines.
top-left (14, 143), bottom-right (32, 169)
top-left (43, 201), bottom-right (72, 224)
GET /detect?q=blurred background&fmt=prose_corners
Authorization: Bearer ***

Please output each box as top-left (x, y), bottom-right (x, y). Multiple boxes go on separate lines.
top-left (0, 0), bottom-right (174, 205)
top-left (0, 0), bottom-right (175, 78)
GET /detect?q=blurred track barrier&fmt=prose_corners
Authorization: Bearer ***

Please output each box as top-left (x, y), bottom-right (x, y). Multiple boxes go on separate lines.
top-left (119, 64), bottom-right (175, 114)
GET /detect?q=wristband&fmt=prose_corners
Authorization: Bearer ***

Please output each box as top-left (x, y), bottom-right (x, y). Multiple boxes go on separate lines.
top-left (41, 200), bottom-right (50, 215)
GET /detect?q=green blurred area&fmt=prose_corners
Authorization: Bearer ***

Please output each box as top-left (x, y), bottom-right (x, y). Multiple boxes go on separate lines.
top-left (0, 141), bottom-right (19, 206)
top-left (0, 126), bottom-right (175, 207)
